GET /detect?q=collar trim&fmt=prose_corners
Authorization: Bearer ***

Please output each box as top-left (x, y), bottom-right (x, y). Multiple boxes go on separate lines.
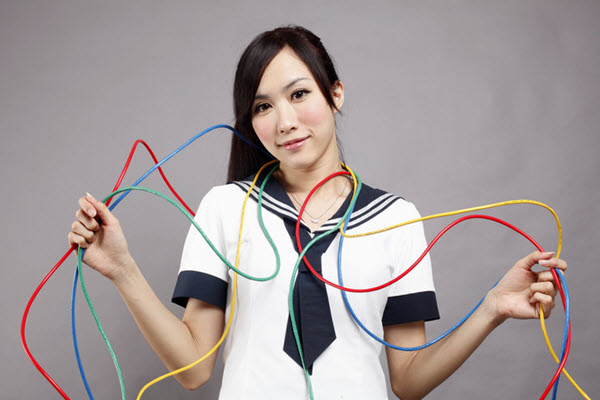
top-left (232, 174), bottom-right (403, 232)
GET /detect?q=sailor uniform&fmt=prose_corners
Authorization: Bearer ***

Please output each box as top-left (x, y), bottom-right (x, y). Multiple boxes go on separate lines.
top-left (172, 173), bottom-right (439, 399)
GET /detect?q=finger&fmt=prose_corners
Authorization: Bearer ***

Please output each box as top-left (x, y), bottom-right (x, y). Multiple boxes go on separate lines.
top-left (517, 251), bottom-right (555, 271)
top-left (78, 196), bottom-right (97, 219)
top-left (86, 193), bottom-right (118, 225)
top-left (68, 231), bottom-right (89, 249)
top-left (537, 270), bottom-right (558, 284)
top-left (530, 292), bottom-right (555, 318)
top-left (75, 209), bottom-right (100, 232)
top-left (538, 257), bottom-right (567, 272)
top-left (71, 220), bottom-right (96, 243)
top-left (530, 281), bottom-right (556, 297)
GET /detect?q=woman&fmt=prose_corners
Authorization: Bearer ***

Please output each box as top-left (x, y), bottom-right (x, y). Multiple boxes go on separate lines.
top-left (69, 26), bottom-right (566, 399)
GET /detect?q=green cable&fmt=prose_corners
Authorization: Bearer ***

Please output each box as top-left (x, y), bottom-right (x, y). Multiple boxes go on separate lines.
top-left (77, 165), bottom-right (356, 400)
top-left (77, 248), bottom-right (127, 400)
top-left (284, 170), bottom-right (363, 400)
top-left (76, 179), bottom-right (282, 399)
top-left (100, 186), bottom-right (281, 282)
top-left (257, 163), bottom-right (282, 280)
top-left (254, 163), bottom-right (316, 397)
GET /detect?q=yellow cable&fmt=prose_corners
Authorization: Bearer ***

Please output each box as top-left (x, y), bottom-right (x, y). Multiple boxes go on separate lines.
top-left (539, 306), bottom-right (591, 399)
top-left (339, 163), bottom-right (358, 210)
top-left (136, 160), bottom-right (276, 400)
top-left (339, 198), bottom-right (562, 259)
top-left (339, 167), bottom-right (588, 398)
top-left (136, 162), bottom-right (588, 398)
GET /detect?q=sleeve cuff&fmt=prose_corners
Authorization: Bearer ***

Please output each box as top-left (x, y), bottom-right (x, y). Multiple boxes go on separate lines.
top-left (172, 270), bottom-right (228, 309)
top-left (382, 291), bottom-right (440, 326)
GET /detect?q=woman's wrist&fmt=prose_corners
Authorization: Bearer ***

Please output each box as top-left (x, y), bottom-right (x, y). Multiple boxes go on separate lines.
top-left (480, 290), bottom-right (508, 328)
top-left (107, 254), bottom-right (138, 286)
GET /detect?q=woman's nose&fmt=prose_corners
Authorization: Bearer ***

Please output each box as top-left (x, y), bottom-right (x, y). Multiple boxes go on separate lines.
top-left (277, 103), bottom-right (298, 134)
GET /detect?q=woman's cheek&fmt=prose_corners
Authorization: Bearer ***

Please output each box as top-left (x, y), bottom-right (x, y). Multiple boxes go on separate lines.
top-left (300, 101), bottom-right (331, 126)
top-left (252, 118), bottom-right (274, 145)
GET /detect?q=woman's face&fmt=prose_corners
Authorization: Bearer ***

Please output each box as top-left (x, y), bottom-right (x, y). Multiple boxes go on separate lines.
top-left (251, 47), bottom-right (344, 172)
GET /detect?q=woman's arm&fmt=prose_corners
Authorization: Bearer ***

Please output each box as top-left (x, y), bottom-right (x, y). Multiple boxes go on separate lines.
top-left (69, 193), bottom-right (224, 390)
top-left (384, 251), bottom-right (567, 400)
top-left (384, 304), bottom-right (497, 400)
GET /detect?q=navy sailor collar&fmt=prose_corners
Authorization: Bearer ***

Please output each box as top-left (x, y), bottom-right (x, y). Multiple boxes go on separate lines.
top-left (230, 169), bottom-right (405, 373)
top-left (231, 170), bottom-right (404, 232)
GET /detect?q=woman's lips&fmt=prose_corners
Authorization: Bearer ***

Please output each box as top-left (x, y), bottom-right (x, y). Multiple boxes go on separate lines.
top-left (281, 137), bottom-right (307, 151)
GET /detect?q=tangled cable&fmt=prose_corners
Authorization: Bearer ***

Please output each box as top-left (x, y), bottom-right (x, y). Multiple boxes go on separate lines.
top-left (291, 167), bottom-right (585, 400)
top-left (21, 125), bottom-right (272, 400)
top-left (21, 125), bottom-right (590, 400)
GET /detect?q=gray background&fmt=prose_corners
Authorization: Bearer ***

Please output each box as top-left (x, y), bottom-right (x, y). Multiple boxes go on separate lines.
top-left (2, 1), bottom-right (598, 399)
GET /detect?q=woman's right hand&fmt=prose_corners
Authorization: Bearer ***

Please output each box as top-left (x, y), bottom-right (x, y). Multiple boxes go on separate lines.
top-left (68, 193), bottom-right (133, 281)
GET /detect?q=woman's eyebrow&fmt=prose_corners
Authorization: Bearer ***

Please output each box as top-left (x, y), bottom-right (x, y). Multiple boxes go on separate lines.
top-left (254, 77), bottom-right (309, 100)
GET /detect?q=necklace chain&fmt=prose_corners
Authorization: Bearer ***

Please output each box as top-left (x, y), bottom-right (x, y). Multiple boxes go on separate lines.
top-left (288, 177), bottom-right (349, 224)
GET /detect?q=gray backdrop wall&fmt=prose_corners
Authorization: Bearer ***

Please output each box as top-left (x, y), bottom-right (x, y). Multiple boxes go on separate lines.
top-left (2, 1), bottom-right (598, 399)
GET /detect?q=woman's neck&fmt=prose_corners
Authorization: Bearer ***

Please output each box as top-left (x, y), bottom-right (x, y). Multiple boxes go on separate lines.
top-left (275, 158), bottom-right (345, 196)
top-left (275, 157), bottom-right (352, 232)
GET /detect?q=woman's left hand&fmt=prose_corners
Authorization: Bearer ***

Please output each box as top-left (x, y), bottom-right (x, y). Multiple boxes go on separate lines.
top-left (485, 251), bottom-right (568, 324)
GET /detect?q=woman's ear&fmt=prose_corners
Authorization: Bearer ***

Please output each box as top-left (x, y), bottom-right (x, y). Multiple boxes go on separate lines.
top-left (331, 81), bottom-right (344, 112)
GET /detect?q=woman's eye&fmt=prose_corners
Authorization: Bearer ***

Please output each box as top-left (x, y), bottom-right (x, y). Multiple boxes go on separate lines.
top-left (254, 103), bottom-right (271, 114)
top-left (292, 89), bottom-right (310, 100)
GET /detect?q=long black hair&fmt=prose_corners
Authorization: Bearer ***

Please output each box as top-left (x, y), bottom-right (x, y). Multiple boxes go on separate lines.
top-left (227, 25), bottom-right (342, 182)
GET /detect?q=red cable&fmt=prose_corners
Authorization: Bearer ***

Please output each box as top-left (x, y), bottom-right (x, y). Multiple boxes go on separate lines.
top-left (23, 155), bottom-right (570, 398)
top-left (295, 170), bottom-right (415, 293)
top-left (21, 139), bottom-right (194, 399)
top-left (21, 246), bottom-right (75, 399)
top-left (294, 171), bottom-right (570, 398)
top-left (540, 270), bottom-right (570, 400)
top-left (105, 140), bottom-right (194, 215)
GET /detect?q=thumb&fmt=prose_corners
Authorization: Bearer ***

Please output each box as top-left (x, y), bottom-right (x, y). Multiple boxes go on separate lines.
top-left (86, 192), bottom-right (118, 225)
top-left (517, 251), bottom-right (555, 271)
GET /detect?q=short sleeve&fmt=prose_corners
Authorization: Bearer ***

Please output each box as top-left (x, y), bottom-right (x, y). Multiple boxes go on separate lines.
top-left (171, 186), bottom-right (231, 309)
top-left (382, 201), bottom-right (440, 325)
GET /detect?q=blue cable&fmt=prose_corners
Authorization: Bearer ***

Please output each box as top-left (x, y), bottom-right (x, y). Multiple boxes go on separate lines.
top-left (71, 267), bottom-right (95, 400)
top-left (336, 200), bottom-right (492, 351)
top-left (551, 269), bottom-right (570, 400)
top-left (107, 124), bottom-right (272, 211)
top-left (70, 124), bottom-right (271, 398)
top-left (337, 200), bottom-right (573, 400)
top-left (69, 123), bottom-right (572, 397)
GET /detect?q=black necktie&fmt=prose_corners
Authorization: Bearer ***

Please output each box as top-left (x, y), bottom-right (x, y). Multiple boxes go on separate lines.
top-left (283, 220), bottom-right (337, 374)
